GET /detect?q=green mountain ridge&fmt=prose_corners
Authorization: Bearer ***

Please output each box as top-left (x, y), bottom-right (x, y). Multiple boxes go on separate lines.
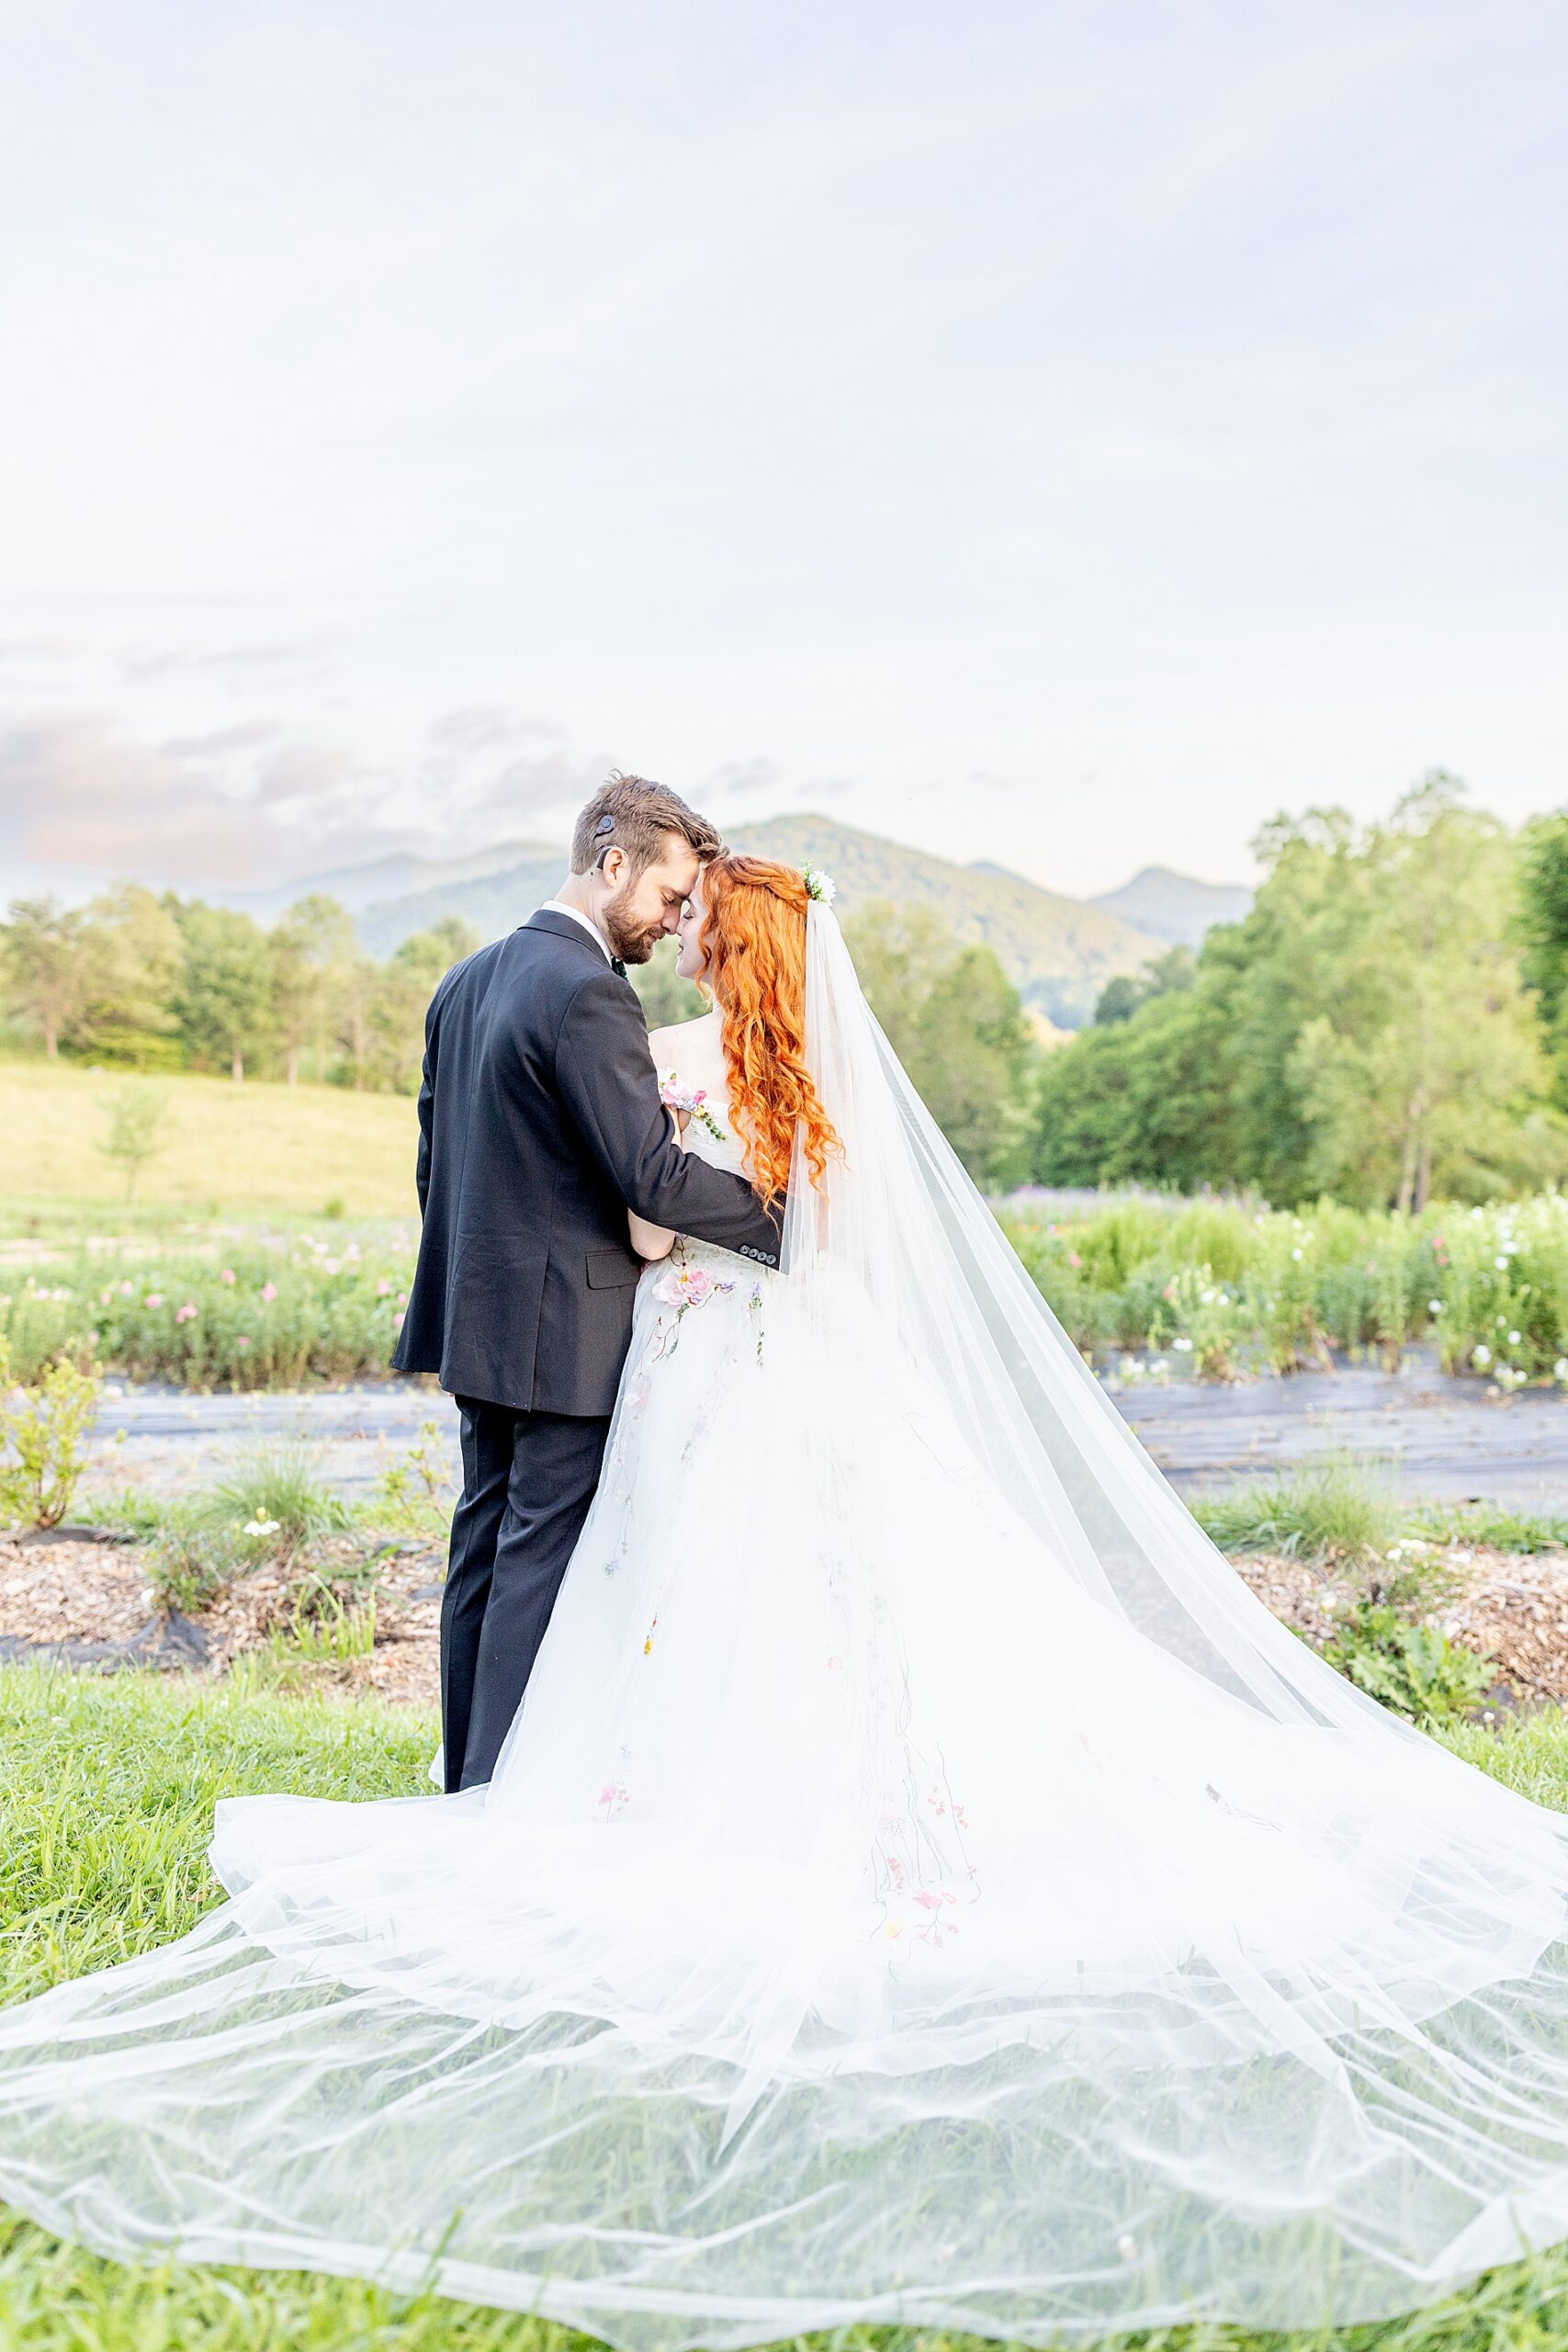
top-left (354, 814), bottom-right (1187, 1028)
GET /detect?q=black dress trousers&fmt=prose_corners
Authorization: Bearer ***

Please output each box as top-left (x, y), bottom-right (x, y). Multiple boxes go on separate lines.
top-left (443, 1398), bottom-right (612, 1792)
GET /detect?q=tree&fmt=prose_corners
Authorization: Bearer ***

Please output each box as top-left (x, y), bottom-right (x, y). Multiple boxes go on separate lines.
top-left (97, 1083), bottom-right (174, 1202)
top-left (1285, 780), bottom-right (1551, 1211)
top-left (845, 902), bottom-right (1036, 1185)
top-left (364, 917), bottom-right (479, 1093)
top-left (174, 902), bottom-right (275, 1081)
top-left (77, 885), bottom-right (184, 1065)
top-left (1, 897), bottom-right (92, 1058)
top-left (1093, 946), bottom-right (1195, 1026)
top-left (1517, 812), bottom-right (1568, 1109)
top-left (1028, 775), bottom-right (1563, 1208)
top-left (270, 895), bottom-right (356, 1085)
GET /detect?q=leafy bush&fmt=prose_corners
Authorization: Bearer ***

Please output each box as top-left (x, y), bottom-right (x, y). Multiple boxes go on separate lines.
top-left (1321, 1602), bottom-right (1495, 1726)
top-left (0, 1344), bottom-right (101, 1529)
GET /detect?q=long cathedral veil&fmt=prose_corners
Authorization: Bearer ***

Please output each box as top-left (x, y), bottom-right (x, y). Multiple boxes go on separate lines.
top-left (789, 900), bottom-right (1450, 1734)
top-left (4, 898), bottom-right (1568, 2344)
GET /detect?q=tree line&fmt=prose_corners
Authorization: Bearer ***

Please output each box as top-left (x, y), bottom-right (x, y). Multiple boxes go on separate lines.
top-left (1032, 777), bottom-right (1568, 1211)
top-left (7, 775), bottom-right (1564, 1210)
top-left (1, 888), bottom-right (480, 1091)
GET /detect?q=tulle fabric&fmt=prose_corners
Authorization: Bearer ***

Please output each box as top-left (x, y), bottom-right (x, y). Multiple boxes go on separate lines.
top-left (6, 915), bottom-right (1568, 2343)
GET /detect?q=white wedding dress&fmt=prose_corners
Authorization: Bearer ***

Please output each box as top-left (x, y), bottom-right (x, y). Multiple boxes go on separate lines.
top-left (6, 907), bottom-right (1568, 2345)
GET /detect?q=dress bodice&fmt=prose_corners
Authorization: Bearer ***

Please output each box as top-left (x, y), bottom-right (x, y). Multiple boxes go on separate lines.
top-left (646, 1010), bottom-right (749, 1181)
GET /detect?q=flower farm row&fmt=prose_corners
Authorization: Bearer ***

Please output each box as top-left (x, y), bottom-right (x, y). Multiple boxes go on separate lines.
top-left (7, 1193), bottom-right (1568, 1389)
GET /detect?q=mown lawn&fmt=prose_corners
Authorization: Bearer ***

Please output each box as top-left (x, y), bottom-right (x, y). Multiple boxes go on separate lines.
top-left (5, 1667), bottom-right (1568, 2350)
top-left (0, 1060), bottom-right (418, 1222)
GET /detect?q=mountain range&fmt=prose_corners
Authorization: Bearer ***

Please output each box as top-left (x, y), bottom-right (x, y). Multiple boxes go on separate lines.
top-left (289, 817), bottom-right (1249, 1031)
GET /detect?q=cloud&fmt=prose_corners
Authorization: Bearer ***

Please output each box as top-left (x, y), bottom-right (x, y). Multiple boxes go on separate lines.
top-left (0, 713), bottom-right (402, 886)
top-left (121, 639), bottom-right (338, 684)
top-left (0, 708), bottom-right (612, 889)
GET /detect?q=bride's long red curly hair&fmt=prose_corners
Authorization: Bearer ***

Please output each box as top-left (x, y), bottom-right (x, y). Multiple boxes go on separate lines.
top-left (697, 854), bottom-right (840, 1206)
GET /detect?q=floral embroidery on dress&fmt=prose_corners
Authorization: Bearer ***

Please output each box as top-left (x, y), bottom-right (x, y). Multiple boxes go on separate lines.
top-left (644, 1246), bottom-right (736, 1364)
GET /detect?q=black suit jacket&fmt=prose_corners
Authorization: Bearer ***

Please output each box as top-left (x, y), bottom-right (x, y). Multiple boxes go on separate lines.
top-left (392, 909), bottom-right (781, 1416)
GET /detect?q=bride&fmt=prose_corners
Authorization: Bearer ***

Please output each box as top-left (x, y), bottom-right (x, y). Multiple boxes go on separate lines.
top-left (6, 854), bottom-right (1568, 2347)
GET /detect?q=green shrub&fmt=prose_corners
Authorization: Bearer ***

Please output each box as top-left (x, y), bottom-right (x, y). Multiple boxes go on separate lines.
top-left (1193, 1460), bottom-right (1402, 1568)
top-left (0, 1345), bottom-right (101, 1530)
top-left (368, 1419), bottom-right (456, 1537)
top-left (1321, 1603), bottom-right (1495, 1726)
top-left (207, 1441), bottom-right (354, 1557)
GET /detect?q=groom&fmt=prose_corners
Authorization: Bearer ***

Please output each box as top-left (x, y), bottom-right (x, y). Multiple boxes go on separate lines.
top-left (394, 773), bottom-right (781, 1790)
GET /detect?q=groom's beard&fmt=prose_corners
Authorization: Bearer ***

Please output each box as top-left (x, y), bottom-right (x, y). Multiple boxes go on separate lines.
top-left (601, 888), bottom-right (666, 965)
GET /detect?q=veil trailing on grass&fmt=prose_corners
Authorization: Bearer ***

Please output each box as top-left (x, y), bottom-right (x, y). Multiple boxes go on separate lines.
top-left (4, 902), bottom-right (1568, 2346)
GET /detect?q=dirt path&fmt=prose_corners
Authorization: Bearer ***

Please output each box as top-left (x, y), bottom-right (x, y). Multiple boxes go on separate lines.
top-left (87, 1352), bottom-right (1568, 1510)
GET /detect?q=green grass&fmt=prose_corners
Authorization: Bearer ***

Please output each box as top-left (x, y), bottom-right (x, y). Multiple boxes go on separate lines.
top-left (0, 1060), bottom-right (419, 1220)
top-left (5, 1668), bottom-right (1568, 2348)
top-left (1192, 1461), bottom-right (1404, 1568)
top-left (1192, 1465), bottom-right (1568, 1574)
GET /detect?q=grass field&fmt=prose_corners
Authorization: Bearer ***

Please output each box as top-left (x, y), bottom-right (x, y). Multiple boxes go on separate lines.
top-left (4, 1668), bottom-right (1568, 2350)
top-left (2, 1061), bottom-right (418, 1221)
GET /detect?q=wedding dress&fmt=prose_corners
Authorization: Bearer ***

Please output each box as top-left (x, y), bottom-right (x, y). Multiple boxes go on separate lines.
top-left (6, 905), bottom-right (1568, 2346)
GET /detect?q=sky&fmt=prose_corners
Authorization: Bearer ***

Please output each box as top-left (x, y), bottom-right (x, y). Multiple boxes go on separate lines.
top-left (1, 0), bottom-right (1563, 906)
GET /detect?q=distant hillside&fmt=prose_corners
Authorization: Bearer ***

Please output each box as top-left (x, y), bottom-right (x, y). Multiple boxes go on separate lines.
top-left (357, 851), bottom-right (566, 959)
top-left (301, 818), bottom-right (1237, 1029)
top-left (1086, 865), bottom-right (1252, 950)
top-left (236, 840), bottom-right (563, 923)
top-left (724, 817), bottom-right (1164, 1027)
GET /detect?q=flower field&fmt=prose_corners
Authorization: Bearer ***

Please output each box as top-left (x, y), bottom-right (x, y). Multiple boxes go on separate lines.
top-left (1, 1227), bottom-right (417, 1387)
top-left (1001, 1188), bottom-right (1568, 1384)
top-left (7, 1192), bottom-right (1568, 1391)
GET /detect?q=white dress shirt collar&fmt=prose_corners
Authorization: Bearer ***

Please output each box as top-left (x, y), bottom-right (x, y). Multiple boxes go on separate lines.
top-left (537, 899), bottom-right (613, 963)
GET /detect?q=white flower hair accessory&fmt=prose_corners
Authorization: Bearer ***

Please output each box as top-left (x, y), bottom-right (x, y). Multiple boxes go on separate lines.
top-left (803, 865), bottom-right (837, 908)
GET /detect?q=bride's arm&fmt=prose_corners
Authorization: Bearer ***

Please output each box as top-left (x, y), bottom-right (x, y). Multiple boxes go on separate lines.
top-left (627, 1109), bottom-right (685, 1260)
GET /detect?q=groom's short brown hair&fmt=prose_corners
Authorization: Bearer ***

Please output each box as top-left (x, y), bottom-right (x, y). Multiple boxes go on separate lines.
top-left (570, 773), bottom-right (722, 876)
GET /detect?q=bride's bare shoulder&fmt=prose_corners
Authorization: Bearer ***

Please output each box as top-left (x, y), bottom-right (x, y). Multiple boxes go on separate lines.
top-left (645, 1012), bottom-right (718, 1063)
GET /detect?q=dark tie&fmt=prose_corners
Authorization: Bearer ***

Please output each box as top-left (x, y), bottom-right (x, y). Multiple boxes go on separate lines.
top-left (610, 956), bottom-right (628, 980)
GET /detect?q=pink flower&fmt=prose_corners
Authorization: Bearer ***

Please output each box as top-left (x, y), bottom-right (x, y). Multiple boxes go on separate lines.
top-left (826, 1654), bottom-right (842, 1670)
top-left (220, 1267), bottom-right (236, 1284)
top-left (376, 1277), bottom-right (390, 1296)
top-left (392, 1310), bottom-right (404, 1329)
top-left (396, 1293), bottom-right (407, 1309)
top-left (1068, 1252), bottom-right (1082, 1270)
top-left (143, 1293), bottom-right (164, 1309)
top-left (259, 1282), bottom-right (277, 1303)
top-left (683, 1267), bottom-right (715, 1307)
top-left (99, 1286), bottom-right (112, 1305)
top-left (175, 1303), bottom-right (197, 1324)
top-left (913, 1891), bottom-right (942, 1911)
top-left (119, 1279), bottom-right (133, 1295)
top-left (323, 1257), bottom-right (341, 1275)
top-left (236, 1335), bottom-right (251, 1349)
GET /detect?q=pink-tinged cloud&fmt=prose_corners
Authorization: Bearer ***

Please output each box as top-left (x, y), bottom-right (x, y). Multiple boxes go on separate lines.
top-left (0, 709), bottom-right (615, 890)
top-left (0, 714), bottom-right (395, 885)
